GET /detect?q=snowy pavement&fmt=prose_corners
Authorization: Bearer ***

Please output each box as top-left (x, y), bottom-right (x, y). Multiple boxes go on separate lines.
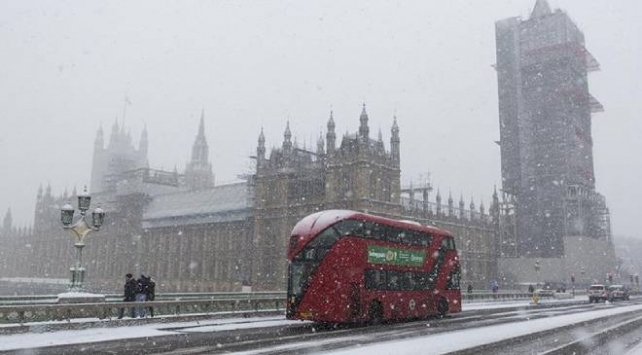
top-left (0, 298), bottom-right (626, 353)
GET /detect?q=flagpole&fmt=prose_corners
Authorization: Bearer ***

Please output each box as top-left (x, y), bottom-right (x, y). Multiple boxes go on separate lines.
top-left (122, 96), bottom-right (131, 126)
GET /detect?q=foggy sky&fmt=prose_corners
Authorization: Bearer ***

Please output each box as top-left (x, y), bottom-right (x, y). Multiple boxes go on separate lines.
top-left (0, 1), bottom-right (640, 238)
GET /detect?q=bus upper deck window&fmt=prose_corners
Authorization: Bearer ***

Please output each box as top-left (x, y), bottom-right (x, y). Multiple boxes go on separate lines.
top-left (442, 237), bottom-right (456, 250)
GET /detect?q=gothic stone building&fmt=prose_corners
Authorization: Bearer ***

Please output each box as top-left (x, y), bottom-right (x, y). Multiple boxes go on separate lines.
top-left (0, 106), bottom-right (499, 292)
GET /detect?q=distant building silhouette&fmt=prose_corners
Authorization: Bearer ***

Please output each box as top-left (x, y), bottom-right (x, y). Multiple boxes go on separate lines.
top-left (91, 120), bottom-right (148, 194)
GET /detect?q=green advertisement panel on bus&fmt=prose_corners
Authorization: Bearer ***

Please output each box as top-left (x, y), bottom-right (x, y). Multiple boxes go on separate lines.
top-left (367, 245), bottom-right (425, 267)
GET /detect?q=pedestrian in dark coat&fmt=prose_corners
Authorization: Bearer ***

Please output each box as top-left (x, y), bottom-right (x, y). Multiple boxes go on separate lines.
top-left (145, 276), bottom-right (156, 317)
top-left (135, 275), bottom-right (149, 317)
top-left (118, 273), bottom-right (137, 319)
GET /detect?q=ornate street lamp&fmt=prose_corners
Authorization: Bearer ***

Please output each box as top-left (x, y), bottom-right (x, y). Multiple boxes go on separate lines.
top-left (60, 186), bottom-right (105, 292)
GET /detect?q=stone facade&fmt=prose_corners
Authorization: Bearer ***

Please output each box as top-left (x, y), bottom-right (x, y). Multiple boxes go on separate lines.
top-left (0, 106), bottom-right (500, 293)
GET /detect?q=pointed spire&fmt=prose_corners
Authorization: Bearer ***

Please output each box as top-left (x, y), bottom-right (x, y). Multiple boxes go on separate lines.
top-left (530, 0), bottom-right (552, 19)
top-left (185, 112), bottom-right (214, 190)
top-left (258, 127), bottom-right (265, 146)
top-left (198, 110), bottom-right (205, 136)
top-left (392, 115), bottom-right (399, 135)
top-left (317, 131), bottom-right (325, 155)
top-left (95, 124), bottom-right (104, 149)
top-left (3, 208), bottom-right (12, 231)
top-left (190, 112), bottom-right (208, 163)
top-left (327, 110), bottom-right (335, 131)
top-left (390, 115), bottom-right (400, 168)
top-left (257, 127), bottom-right (266, 164)
top-left (378, 128), bottom-right (383, 142)
top-left (110, 118), bottom-right (120, 146)
top-left (359, 103), bottom-right (369, 140)
top-left (326, 111), bottom-right (336, 156)
top-left (284, 121), bottom-right (292, 141)
top-left (283, 121), bottom-right (292, 153)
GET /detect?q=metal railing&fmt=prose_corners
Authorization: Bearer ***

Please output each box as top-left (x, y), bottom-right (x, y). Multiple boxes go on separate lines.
top-left (0, 290), bottom-right (579, 325)
top-left (0, 291), bottom-right (286, 306)
top-left (0, 296), bottom-right (285, 325)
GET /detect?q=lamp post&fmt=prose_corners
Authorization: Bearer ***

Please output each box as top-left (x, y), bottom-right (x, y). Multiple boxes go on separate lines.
top-left (60, 186), bottom-right (105, 292)
top-left (534, 259), bottom-right (541, 287)
top-left (580, 267), bottom-right (585, 285)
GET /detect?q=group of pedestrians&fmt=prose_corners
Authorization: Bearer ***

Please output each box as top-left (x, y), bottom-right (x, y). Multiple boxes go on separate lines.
top-left (117, 273), bottom-right (156, 319)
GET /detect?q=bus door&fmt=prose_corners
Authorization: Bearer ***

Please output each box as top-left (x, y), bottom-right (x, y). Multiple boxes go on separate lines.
top-left (349, 282), bottom-right (361, 320)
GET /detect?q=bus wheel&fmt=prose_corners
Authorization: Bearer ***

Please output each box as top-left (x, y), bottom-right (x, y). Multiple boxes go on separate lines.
top-left (368, 301), bottom-right (383, 325)
top-left (437, 298), bottom-right (449, 318)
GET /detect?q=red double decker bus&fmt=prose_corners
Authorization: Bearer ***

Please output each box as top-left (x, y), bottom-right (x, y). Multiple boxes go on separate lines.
top-left (286, 209), bottom-right (461, 324)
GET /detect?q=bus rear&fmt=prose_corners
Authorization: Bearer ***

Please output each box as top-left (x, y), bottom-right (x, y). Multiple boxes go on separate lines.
top-left (286, 210), bottom-right (461, 323)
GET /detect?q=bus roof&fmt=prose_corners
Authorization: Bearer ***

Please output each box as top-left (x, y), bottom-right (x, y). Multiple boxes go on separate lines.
top-left (290, 209), bottom-right (453, 238)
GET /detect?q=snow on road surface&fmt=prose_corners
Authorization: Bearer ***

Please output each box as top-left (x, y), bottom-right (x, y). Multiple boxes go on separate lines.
top-left (0, 299), bottom-right (612, 353)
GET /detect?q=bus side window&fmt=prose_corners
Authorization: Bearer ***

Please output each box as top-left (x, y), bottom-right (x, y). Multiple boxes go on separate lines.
top-left (304, 248), bottom-right (315, 260)
top-left (406, 230), bottom-right (429, 246)
top-left (363, 221), bottom-right (375, 238)
top-left (365, 269), bottom-right (386, 290)
top-left (424, 233), bottom-right (432, 246)
top-left (441, 237), bottom-right (456, 250)
top-left (414, 273), bottom-right (429, 289)
top-left (334, 219), bottom-right (363, 237)
top-left (447, 267), bottom-right (461, 290)
top-left (443, 237), bottom-right (456, 250)
top-left (372, 223), bottom-right (385, 240)
top-left (387, 271), bottom-right (402, 291)
top-left (403, 272), bottom-right (416, 290)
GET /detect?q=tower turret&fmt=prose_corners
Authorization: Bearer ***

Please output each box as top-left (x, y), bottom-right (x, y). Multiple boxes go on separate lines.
top-left (283, 121), bottom-right (292, 155)
top-left (391, 116), bottom-right (400, 168)
top-left (257, 127), bottom-right (266, 162)
top-left (95, 125), bottom-right (104, 150)
top-left (358, 103), bottom-right (369, 141)
top-left (316, 132), bottom-right (325, 156)
top-left (326, 111), bottom-right (336, 156)
top-left (3, 208), bottom-right (12, 232)
top-left (530, 0), bottom-right (552, 19)
top-left (109, 119), bottom-right (120, 147)
top-left (185, 111), bottom-right (214, 190)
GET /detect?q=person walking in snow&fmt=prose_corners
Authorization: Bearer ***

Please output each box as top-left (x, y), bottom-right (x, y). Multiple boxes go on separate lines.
top-left (118, 273), bottom-right (137, 319)
top-left (135, 274), bottom-right (149, 317)
top-left (145, 275), bottom-right (156, 317)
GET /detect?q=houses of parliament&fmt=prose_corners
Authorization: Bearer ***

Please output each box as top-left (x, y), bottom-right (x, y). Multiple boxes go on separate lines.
top-left (0, 1), bottom-right (618, 293)
top-left (0, 105), bottom-right (499, 292)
